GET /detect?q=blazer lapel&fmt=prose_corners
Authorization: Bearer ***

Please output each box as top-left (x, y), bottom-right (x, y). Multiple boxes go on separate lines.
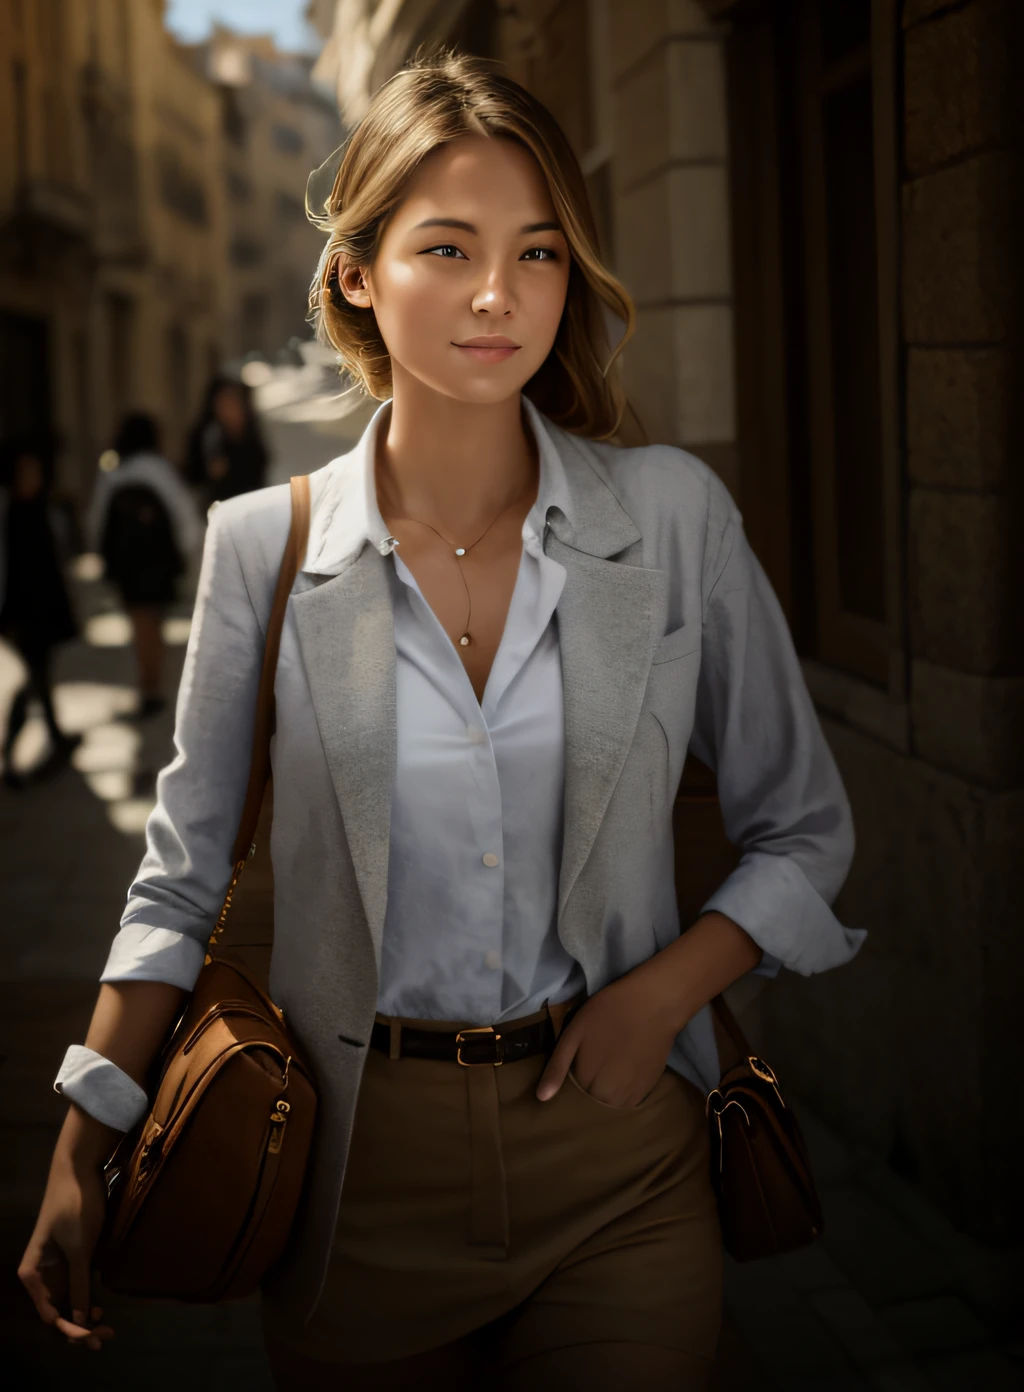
top-left (549, 535), bottom-right (666, 936)
top-left (535, 420), bottom-right (668, 946)
top-left (290, 547), bottom-right (396, 967)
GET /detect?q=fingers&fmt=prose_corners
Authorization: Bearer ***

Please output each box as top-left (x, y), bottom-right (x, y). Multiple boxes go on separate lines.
top-left (58, 1305), bottom-right (113, 1351)
top-left (19, 1218), bottom-right (115, 1353)
top-left (536, 1015), bottom-right (581, 1101)
top-left (56, 1310), bottom-right (114, 1351)
top-left (66, 1274), bottom-right (114, 1349)
top-left (68, 1256), bottom-right (93, 1336)
top-left (18, 1264), bottom-right (62, 1325)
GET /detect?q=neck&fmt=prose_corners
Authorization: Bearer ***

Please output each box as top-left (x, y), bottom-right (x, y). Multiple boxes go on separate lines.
top-left (376, 367), bottom-right (538, 534)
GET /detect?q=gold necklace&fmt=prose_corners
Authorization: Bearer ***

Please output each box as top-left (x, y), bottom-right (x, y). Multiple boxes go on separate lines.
top-left (386, 484), bottom-right (532, 648)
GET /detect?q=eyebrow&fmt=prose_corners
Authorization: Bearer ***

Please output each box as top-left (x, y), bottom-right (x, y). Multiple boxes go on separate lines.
top-left (411, 217), bottom-right (562, 235)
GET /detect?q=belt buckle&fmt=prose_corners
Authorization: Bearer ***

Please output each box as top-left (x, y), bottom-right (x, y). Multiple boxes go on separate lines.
top-left (455, 1025), bottom-right (505, 1067)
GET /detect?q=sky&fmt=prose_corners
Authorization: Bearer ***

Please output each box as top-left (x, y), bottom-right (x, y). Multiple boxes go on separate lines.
top-left (165, 0), bottom-right (321, 54)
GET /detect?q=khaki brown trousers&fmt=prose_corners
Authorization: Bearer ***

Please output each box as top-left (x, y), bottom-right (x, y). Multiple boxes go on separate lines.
top-left (261, 993), bottom-right (723, 1390)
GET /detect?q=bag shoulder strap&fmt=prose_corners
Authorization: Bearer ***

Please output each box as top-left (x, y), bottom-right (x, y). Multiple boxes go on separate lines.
top-left (229, 474), bottom-right (311, 864)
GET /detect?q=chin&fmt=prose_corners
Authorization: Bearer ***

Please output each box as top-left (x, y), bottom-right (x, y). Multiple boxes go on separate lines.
top-left (417, 370), bottom-right (536, 408)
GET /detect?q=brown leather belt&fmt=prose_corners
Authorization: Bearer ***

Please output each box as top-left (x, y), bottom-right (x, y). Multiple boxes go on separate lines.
top-left (370, 999), bottom-right (583, 1067)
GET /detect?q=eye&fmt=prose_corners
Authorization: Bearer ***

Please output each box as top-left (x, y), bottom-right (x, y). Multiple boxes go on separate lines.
top-left (521, 247), bottom-right (559, 262)
top-left (424, 244), bottom-right (467, 259)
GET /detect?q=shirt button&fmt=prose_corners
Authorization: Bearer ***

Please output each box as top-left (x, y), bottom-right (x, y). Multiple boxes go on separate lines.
top-left (484, 949), bottom-right (501, 970)
top-left (467, 725), bottom-right (486, 745)
top-left (482, 852), bottom-right (499, 868)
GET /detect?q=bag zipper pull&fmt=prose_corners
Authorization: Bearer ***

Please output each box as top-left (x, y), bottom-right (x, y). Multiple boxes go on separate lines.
top-left (268, 1099), bottom-right (290, 1154)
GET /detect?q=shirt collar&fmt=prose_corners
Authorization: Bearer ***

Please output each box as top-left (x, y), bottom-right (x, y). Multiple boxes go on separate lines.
top-left (302, 393), bottom-right (636, 578)
top-left (306, 395), bottom-right (577, 571)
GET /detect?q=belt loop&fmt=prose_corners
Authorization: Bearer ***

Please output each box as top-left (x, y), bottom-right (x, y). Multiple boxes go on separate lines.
top-left (389, 1019), bottom-right (402, 1060)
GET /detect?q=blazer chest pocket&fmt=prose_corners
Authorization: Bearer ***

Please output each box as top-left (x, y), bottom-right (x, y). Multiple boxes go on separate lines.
top-left (652, 623), bottom-right (700, 665)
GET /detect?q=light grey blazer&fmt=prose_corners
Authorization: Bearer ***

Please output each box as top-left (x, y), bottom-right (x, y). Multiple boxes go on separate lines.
top-left (102, 395), bottom-right (864, 1327)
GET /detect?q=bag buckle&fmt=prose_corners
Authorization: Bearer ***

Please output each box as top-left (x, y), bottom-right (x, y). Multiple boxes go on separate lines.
top-left (455, 1026), bottom-right (505, 1067)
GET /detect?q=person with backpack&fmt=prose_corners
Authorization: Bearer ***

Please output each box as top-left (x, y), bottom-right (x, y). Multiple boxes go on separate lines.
top-left (86, 413), bottom-right (202, 719)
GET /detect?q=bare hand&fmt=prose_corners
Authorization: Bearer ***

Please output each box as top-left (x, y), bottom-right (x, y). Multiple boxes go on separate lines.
top-left (18, 1149), bottom-right (115, 1352)
top-left (536, 964), bottom-right (680, 1108)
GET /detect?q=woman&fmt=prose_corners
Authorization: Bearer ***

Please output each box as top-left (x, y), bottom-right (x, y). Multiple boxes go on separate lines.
top-left (0, 438), bottom-right (80, 788)
top-left (86, 412), bottom-right (202, 719)
top-left (19, 50), bottom-right (864, 1388)
top-left (184, 374), bottom-right (269, 505)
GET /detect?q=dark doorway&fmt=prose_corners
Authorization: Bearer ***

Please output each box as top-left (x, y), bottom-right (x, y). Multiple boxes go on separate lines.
top-left (0, 310), bottom-right (52, 448)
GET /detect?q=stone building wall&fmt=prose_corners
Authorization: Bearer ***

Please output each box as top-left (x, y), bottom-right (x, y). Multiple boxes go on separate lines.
top-left (744, 0), bottom-right (1023, 1243)
top-left (608, 1), bottom-right (738, 491)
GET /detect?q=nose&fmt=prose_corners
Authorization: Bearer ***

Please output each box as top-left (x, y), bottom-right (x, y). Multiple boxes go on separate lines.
top-left (471, 263), bottom-right (515, 317)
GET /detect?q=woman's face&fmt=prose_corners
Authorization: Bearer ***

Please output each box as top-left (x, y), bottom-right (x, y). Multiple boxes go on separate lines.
top-left (213, 384), bottom-right (247, 436)
top-left (341, 134), bottom-right (572, 406)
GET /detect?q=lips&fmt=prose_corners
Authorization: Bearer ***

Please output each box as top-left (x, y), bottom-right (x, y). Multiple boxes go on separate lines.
top-left (452, 336), bottom-right (521, 363)
top-left (455, 336), bottom-right (521, 348)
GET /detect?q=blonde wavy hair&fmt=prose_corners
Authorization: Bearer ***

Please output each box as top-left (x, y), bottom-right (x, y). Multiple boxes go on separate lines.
top-left (308, 47), bottom-right (640, 441)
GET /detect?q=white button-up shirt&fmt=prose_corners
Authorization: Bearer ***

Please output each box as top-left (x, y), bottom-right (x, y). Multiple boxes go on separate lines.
top-left (378, 500), bottom-right (586, 1024)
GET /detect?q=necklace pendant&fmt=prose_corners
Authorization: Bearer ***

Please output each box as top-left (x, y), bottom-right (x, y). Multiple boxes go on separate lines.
top-left (454, 547), bottom-right (466, 557)
top-left (459, 633), bottom-right (471, 647)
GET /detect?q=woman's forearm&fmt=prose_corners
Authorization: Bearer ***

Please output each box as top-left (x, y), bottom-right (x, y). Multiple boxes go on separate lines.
top-left (83, 981), bottom-right (187, 1084)
top-left (642, 910), bottom-right (764, 1035)
top-left (55, 981), bottom-right (186, 1166)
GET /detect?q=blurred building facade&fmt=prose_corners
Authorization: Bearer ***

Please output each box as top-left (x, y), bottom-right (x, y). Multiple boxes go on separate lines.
top-left (0, 0), bottom-right (340, 500)
top-left (182, 27), bottom-right (342, 365)
top-left (311, 0), bottom-right (1024, 1246)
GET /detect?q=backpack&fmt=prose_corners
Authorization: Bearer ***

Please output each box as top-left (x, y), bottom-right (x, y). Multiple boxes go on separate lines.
top-left (101, 483), bottom-right (185, 586)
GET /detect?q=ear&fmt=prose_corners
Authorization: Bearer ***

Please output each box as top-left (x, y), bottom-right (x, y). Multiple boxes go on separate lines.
top-left (336, 261), bottom-right (372, 310)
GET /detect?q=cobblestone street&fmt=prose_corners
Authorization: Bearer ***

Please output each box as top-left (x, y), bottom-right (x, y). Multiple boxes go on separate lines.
top-left (2, 555), bottom-right (1020, 1391)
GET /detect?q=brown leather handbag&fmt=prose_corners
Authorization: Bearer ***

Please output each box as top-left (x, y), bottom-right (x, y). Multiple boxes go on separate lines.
top-left (707, 992), bottom-right (824, 1261)
top-left (96, 475), bottom-right (317, 1303)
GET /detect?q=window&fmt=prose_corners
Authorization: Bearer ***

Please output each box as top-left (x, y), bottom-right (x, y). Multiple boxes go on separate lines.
top-left (226, 168), bottom-right (252, 202)
top-left (271, 123), bottom-right (303, 155)
top-left (726, 0), bottom-right (901, 689)
top-left (157, 144), bottom-right (208, 226)
top-left (800, 0), bottom-right (892, 682)
top-left (274, 191), bottom-right (305, 224)
top-left (230, 237), bottom-right (264, 267)
top-left (221, 88), bottom-right (248, 148)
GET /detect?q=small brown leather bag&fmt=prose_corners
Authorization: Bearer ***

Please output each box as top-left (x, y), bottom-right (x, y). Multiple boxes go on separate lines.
top-left (707, 992), bottom-right (824, 1261)
top-left (96, 475), bottom-right (317, 1303)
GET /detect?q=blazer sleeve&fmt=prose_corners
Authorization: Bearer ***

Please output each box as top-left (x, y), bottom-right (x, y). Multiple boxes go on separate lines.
top-left (99, 501), bottom-right (267, 990)
top-left (687, 477), bottom-right (867, 976)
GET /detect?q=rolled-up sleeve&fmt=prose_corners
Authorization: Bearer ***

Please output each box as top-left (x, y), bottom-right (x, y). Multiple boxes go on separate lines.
top-left (687, 481), bottom-right (867, 976)
top-left (100, 503), bottom-right (264, 990)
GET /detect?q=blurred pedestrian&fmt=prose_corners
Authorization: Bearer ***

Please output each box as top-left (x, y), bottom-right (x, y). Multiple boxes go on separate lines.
top-left (0, 436), bottom-right (81, 789)
top-left (86, 412), bottom-right (202, 720)
top-left (184, 374), bottom-right (269, 504)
